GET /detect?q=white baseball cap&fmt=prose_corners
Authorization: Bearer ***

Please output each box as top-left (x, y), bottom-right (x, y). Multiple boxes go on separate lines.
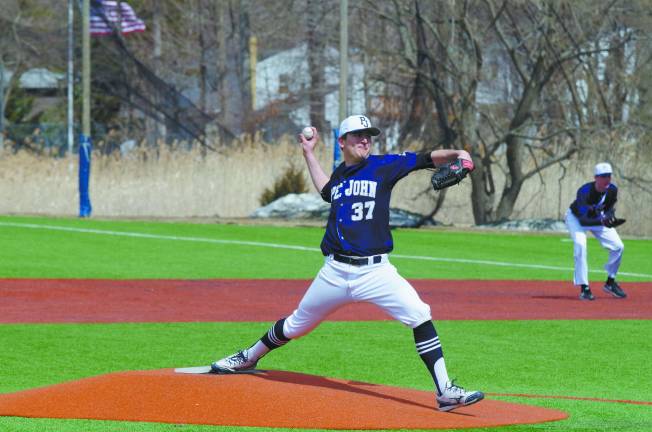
top-left (594, 162), bottom-right (613, 176)
top-left (338, 115), bottom-right (381, 137)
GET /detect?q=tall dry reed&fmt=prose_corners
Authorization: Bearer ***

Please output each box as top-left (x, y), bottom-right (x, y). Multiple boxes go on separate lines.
top-left (1, 136), bottom-right (650, 237)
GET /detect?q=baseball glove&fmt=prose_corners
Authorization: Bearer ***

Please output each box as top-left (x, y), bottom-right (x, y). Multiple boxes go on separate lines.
top-left (603, 217), bottom-right (626, 228)
top-left (431, 158), bottom-right (474, 191)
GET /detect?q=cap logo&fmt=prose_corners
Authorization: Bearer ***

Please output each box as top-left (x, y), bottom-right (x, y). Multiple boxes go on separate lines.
top-left (339, 114), bottom-right (381, 137)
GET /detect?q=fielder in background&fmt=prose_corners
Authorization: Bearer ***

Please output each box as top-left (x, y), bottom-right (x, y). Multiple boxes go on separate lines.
top-left (211, 115), bottom-right (484, 412)
top-left (565, 162), bottom-right (627, 301)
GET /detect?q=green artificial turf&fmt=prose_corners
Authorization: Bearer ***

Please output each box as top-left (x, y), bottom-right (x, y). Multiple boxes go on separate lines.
top-left (1, 215), bottom-right (651, 431)
top-left (0, 215), bottom-right (650, 280)
top-left (1, 321), bottom-right (651, 431)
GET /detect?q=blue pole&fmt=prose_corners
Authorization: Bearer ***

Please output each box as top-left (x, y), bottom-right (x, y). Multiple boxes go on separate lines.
top-left (78, 133), bottom-right (92, 217)
top-left (332, 128), bottom-right (341, 171)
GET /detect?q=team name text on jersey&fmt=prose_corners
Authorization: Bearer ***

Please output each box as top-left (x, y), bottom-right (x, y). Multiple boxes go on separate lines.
top-left (331, 180), bottom-right (378, 201)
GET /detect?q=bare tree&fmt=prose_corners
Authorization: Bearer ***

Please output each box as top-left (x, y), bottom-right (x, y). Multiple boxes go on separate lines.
top-left (372, 0), bottom-right (649, 224)
top-left (214, 0), bottom-right (252, 135)
top-left (5, 0), bottom-right (649, 178)
top-left (0, 0), bottom-right (66, 122)
top-left (144, 0), bottom-right (166, 146)
top-left (306, 0), bottom-right (328, 133)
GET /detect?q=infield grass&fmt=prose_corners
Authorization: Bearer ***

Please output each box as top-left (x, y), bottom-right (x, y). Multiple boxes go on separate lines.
top-left (1, 215), bottom-right (651, 432)
top-left (0, 215), bottom-right (650, 280)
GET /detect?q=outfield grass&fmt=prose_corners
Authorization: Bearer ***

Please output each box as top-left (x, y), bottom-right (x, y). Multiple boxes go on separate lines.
top-left (1, 215), bottom-right (651, 432)
top-left (1, 215), bottom-right (650, 280)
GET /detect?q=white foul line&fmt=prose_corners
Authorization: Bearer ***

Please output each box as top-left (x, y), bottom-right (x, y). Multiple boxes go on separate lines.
top-left (1, 221), bottom-right (650, 279)
top-left (0, 222), bottom-right (320, 252)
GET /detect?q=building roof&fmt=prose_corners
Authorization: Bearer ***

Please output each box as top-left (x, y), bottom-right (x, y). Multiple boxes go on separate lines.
top-left (1, 68), bottom-right (65, 89)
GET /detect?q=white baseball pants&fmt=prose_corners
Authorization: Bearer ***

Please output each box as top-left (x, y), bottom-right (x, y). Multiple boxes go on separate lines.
top-left (283, 255), bottom-right (432, 339)
top-left (565, 209), bottom-right (624, 286)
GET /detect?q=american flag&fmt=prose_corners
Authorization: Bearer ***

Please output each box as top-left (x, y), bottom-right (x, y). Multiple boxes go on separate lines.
top-left (90, 0), bottom-right (146, 36)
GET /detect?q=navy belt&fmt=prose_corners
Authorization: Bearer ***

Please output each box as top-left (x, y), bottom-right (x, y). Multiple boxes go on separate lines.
top-left (333, 254), bottom-right (382, 266)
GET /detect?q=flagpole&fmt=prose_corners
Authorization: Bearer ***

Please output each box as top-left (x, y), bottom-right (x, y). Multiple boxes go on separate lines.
top-left (67, 0), bottom-right (74, 158)
top-left (336, 0), bottom-right (348, 170)
top-left (339, 0), bottom-right (348, 123)
top-left (82, 0), bottom-right (90, 136)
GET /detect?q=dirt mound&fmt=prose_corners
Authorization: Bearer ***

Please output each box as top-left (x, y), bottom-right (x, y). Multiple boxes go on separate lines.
top-left (0, 369), bottom-right (567, 429)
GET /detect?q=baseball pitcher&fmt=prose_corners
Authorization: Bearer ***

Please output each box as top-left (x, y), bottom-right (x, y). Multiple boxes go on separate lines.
top-left (211, 115), bottom-right (483, 412)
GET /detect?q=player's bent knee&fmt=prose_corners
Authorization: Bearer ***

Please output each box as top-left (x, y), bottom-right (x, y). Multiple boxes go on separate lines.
top-left (405, 302), bottom-right (432, 329)
top-left (605, 241), bottom-right (624, 254)
top-left (283, 315), bottom-right (316, 340)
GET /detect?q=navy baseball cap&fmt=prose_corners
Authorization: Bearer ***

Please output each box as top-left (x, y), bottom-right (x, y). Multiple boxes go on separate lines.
top-left (339, 115), bottom-right (381, 137)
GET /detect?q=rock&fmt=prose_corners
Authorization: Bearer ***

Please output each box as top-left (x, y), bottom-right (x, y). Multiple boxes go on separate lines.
top-left (251, 195), bottom-right (565, 232)
top-left (476, 218), bottom-right (567, 232)
top-left (250, 193), bottom-right (329, 219)
top-left (250, 193), bottom-right (437, 228)
top-left (388, 208), bottom-right (435, 228)
top-left (120, 139), bottom-right (137, 156)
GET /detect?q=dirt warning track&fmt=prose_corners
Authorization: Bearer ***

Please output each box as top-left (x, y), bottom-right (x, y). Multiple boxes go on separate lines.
top-left (1, 279), bottom-right (650, 323)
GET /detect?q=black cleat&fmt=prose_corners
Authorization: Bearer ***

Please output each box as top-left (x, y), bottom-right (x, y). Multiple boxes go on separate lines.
top-left (603, 281), bottom-right (627, 298)
top-left (579, 286), bottom-right (595, 301)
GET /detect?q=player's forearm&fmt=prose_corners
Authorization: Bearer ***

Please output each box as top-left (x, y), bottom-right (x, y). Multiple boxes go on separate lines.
top-left (303, 151), bottom-right (329, 192)
top-left (430, 149), bottom-right (471, 165)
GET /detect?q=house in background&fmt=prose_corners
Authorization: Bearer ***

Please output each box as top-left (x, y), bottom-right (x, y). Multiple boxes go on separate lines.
top-left (1, 67), bottom-right (65, 122)
top-left (18, 68), bottom-right (65, 93)
top-left (1, 67), bottom-right (65, 92)
top-left (251, 43), bottom-right (517, 149)
top-left (1, 67), bottom-right (67, 152)
top-left (254, 43), bottom-right (367, 141)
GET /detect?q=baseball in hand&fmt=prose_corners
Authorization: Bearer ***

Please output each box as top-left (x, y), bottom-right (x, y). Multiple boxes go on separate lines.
top-left (302, 126), bottom-right (314, 140)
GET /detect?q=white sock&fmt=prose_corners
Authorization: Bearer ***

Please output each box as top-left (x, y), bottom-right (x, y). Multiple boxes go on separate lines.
top-left (246, 340), bottom-right (270, 362)
top-left (434, 358), bottom-right (451, 395)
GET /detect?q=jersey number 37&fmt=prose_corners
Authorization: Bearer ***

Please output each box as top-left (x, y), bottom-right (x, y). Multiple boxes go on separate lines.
top-left (351, 201), bottom-right (375, 221)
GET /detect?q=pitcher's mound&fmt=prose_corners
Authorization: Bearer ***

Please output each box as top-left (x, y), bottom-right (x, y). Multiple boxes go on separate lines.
top-left (0, 369), bottom-right (567, 429)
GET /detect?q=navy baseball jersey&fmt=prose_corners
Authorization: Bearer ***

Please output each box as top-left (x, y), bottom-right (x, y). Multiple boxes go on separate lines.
top-left (319, 152), bottom-right (433, 256)
top-left (569, 181), bottom-right (618, 226)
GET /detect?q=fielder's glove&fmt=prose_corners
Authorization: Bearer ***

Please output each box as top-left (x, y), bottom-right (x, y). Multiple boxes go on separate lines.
top-left (431, 158), bottom-right (474, 191)
top-left (602, 216), bottom-right (626, 228)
